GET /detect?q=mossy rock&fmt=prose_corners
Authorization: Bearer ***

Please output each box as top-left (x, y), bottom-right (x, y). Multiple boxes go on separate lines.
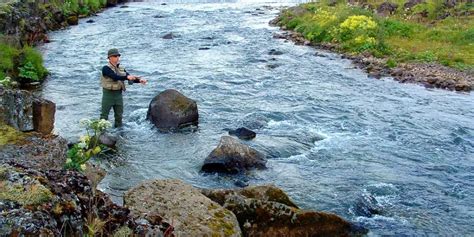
top-left (0, 121), bottom-right (25, 146)
top-left (146, 89), bottom-right (199, 131)
top-left (0, 179), bottom-right (53, 206)
top-left (124, 179), bottom-right (241, 236)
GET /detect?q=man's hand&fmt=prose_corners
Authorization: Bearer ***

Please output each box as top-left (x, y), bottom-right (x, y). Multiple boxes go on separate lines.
top-left (139, 78), bottom-right (147, 85)
top-left (126, 75), bottom-right (136, 81)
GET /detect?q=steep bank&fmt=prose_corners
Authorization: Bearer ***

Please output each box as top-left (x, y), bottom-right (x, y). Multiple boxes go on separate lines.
top-left (270, 1), bottom-right (473, 92)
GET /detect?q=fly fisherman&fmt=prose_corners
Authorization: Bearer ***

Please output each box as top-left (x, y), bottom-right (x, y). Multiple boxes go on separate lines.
top-left (100, 48), bottom-right (147, 128)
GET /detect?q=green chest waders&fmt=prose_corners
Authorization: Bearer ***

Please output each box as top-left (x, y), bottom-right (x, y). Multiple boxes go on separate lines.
top-left (100, 63), bottom-right (126, 127)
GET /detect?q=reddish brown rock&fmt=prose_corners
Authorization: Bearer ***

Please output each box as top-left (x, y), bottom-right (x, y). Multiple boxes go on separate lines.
top-left (33, 98), bottom-right (55, 135)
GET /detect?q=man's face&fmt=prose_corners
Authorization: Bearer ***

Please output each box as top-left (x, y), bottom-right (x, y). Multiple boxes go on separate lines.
top-left (108, 55), bottom-right (120, 65)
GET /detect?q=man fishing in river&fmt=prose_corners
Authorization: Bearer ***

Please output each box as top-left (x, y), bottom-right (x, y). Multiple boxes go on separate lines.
top-left (100, 48), bottom-right (147, 128)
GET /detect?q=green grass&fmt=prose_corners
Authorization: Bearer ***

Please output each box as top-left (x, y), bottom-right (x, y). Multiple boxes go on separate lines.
top-left (0, 42), bottom-right (19, 78)
top-left (0, 42), bottom-right (49, 83)
top-left (277, 1), bottom-right (474, 70)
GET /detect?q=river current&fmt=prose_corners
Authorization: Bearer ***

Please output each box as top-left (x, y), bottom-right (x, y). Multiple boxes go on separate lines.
top-left (39, 0), bottom-right (474, 235)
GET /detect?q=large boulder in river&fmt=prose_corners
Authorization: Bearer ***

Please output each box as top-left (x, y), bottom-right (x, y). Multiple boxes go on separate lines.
top-left (201, 136), bottom-right (266, 174)
top-left (124, 179), bottom-right (242, 237)
top-left (201, 185), bottom-right (367, 237)
top-left (146, 89), bottom-right (198, 131)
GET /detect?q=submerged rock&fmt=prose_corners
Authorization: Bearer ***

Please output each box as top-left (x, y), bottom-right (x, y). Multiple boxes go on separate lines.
top-left (352, 192), bottom-right (383, 217)
top-left (124, 179), bottom-right (242, 237)
top-left (98, 132), bottom-right (118, 148)
top-left (201, 136), bottom-right (266, 174)
top-left (228, 127), bottom-right (256, 140)
top-left (162, 32), bottom-right (174, 39)
top-left (146, 89), bottom-right (199, 131)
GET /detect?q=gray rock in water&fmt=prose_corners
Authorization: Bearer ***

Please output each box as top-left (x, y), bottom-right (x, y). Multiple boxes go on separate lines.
top-left (146, 89), bottom-right (198, 131)
top-left (228, 127), bottom-right (256, 140)
top-left (201, 136), bottom-right (266, 174)
top-left (162, 32), bottom-right (174, 39)
top-left (352, 192), bottom-right (383, 217)
top-left (268, 49), bottom-right (284, 55)
top-left (98, 133), bottom-right (118, 148)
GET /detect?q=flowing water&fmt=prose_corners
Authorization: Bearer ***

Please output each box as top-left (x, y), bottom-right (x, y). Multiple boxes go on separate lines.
top-left (39, 0), bottom-right (474, 235)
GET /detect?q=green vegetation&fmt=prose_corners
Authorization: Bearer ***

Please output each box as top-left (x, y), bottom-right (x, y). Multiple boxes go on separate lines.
top-left (0, 167), bottom-right (54, 206)
top-left (50, 0), bottom-right (107, 16)
top-left (0, 42), bottom-right (48, 84)
top-left (0, 122), bottom-right (25, 146)
top-left (277, 0), bottom-right (474, 70)
top-left (65, 119), bottom-right (111, 171)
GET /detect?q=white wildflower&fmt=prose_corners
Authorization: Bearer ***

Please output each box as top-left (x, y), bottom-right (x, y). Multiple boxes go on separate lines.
top-left (78, 141), bottom-right (87, 149)
top-left (98, 119), bottom-right (112, 130)
top-left (79, 118), bottom-right (91, 128)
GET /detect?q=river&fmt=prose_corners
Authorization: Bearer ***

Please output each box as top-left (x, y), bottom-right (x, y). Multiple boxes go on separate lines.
top-left (39, 0), bottom-right (474, 235)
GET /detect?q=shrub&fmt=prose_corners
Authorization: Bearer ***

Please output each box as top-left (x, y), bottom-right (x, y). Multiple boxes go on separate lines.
top-left (411, 0), bottom-right (446, 20)
top-left (386, 58), bottom-right (398, 68)
top-left (381, 19), bottom-right (416, 37)
top-left (21, 46), bottom-right (48, 79)
top-left (18, 62), bottom-right (39, 82)
top-left (0, 76), bottom-right (12, 87)
top-left (0, 43), bottom-right (19, 77)
top-left (332, 15), bottom-right (380, 52)
top-left (65, 119), bottom-right (112, 171)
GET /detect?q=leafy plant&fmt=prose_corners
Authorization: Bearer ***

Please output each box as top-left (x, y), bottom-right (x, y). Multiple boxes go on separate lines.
top-left (18, 62), bottom-right (39, 82)
top-left (21, 46), bottom-right (48, 79)
top-left (0, 43), bottom-right (19, 77)
top-left (386, 58), bottom-right (398, 68)
top-left (65, 119), bottom-right (112, 171)
top-left (0, 76), bottom-right (12, 87)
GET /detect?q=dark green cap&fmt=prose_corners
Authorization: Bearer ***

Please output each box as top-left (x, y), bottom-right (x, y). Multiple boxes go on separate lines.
top-left (107, 48), bottom-right (121, 57)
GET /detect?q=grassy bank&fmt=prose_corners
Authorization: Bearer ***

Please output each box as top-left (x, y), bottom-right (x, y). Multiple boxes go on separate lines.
top-left (0, 0), bottom-right (108, 86)
top-left (275, 0), bottom-right (473, 71)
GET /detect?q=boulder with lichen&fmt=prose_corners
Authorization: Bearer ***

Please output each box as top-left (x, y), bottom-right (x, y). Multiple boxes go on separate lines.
top-left (124, 179), bottom-right (242, 237)
top-left (146, 89), bottom-right (199, 131)
top-left (201, 185), bottom-right (368, 237)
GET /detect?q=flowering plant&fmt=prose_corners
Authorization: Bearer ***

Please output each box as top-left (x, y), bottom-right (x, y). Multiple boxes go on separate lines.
top-left (65, 119), bottom-right (112, 171)
top-left (331, 15), bottom-right (379, 51)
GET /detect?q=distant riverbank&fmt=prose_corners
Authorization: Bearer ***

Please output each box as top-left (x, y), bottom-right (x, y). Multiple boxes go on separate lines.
top-left (270, 0), bottom-right (473, 92)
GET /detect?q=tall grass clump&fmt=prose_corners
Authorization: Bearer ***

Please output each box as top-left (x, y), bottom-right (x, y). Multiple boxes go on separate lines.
top-left (0, 43), bottom-right (19, 80)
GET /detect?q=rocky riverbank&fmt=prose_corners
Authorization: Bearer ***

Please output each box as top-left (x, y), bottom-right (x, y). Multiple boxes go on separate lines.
top-left (270, 6), bottom-right (473, 92)
top-left (0, 0), bottom-right (129, 47)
